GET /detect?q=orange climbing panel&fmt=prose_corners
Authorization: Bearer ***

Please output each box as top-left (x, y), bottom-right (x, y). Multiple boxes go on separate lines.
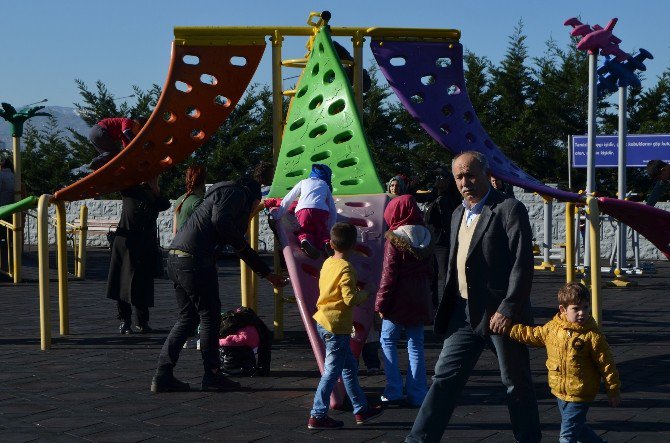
top-left (54, 42), bottom-right (265, 201)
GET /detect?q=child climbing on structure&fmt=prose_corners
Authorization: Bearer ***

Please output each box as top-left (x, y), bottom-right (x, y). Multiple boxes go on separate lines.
top-left (271, 163), bottom-right (337, 259)
top-left (88, 117), bottom-right (148, 170)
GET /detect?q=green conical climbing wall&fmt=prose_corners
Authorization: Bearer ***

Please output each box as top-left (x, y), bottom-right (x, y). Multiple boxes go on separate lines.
top-left (268, 25), bottom-right (383, 198)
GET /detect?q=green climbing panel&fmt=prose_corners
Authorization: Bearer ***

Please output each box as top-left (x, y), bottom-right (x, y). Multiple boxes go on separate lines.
top-left (268, 25), bottom-right (383, 198)
top-left (0, 196), bottom-right (38, 219)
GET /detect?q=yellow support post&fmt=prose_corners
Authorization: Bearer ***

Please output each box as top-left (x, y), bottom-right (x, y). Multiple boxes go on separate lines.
top-left (273, 247), bottom-right (284, 340)
top-left (565, 202), bottom-right (575, 283)
top-left (37, 194), bottom-right (52, 350)
top-left (12, 136), bottom-right (22, 283)
top-left (240, 255), bottom-right (250, 308)
top-left (55, 201), bottom-right (69, 335)
top-left (534, 195), bottom-right (556, 272)
top-left (607, 268), bottom-right (636, 287)
top-left (271, 30), bottom-right (285, 341)
top-left (249, 214), bottom-right (259, 312)
top-left (606, 195), bottom-right (636, 287)
top-left (76, 205), bottom-right (88, 279)
top-left (352, 30), bottom-right (365, 114)
top-left (586, 197), bottom-right (602, 325)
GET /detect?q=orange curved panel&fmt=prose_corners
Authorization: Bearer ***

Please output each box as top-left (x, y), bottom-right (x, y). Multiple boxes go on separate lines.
top-left (54, 43), bottom-right (266, 201)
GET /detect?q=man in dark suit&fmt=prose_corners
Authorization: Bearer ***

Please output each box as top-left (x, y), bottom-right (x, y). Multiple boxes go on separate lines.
top-left (406, 151), bottom-right (541, 443)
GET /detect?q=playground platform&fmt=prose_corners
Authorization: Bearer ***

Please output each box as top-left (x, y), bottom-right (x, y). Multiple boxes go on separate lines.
top-left (0, 249), bottom-right (668, 442)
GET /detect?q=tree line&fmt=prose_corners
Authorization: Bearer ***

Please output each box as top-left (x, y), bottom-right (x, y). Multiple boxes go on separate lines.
top-left (20, 23), bottom-right (670, 201)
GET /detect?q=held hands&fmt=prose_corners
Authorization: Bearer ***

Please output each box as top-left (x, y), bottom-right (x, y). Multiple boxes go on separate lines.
top-left (608, 394), bottom-right (621, 407)
top-left (489, 312), bottom-right (512, 335)
top-left (265, 273), bottom-right (289, 288)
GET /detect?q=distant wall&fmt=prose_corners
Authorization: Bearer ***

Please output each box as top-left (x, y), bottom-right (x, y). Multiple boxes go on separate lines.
top-left (22, 192), bottom-right (670, 260)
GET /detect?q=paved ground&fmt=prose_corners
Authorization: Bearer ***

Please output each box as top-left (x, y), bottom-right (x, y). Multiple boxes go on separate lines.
top-left (0, 248), bottom-right (669, 442)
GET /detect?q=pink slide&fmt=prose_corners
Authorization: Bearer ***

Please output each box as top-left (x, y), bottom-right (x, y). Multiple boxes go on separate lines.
top-left (272, 194), bottom-right (387, 407)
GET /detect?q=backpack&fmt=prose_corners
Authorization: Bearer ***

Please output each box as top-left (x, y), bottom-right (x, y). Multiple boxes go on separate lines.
top-left (219, 307), bottom-right (272, 376)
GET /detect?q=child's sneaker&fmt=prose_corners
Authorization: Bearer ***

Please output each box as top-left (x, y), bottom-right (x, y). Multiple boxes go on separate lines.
top-left (307, 415), bottom-right (344, 429)
top-left (354, 404), bottom-right (384, 425)
top-left (300, 240), bottom-right (320, 260)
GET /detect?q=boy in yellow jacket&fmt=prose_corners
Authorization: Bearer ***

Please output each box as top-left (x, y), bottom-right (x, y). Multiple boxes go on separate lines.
top-left (308, 222), bottom-right (383, 429)
top-left (505, 282), bottom-right (621, 443)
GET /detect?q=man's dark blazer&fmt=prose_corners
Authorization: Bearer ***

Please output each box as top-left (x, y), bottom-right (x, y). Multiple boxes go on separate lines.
top-left (434, 188), bottom-right (534, 336)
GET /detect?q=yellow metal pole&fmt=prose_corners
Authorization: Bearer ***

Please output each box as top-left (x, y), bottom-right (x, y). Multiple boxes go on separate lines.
top-left (240, 254), bottom-right (249, 308)
top-left (12, 136), bottom-right (22, 283)
top-left (76, 205), bottom-right (88, 279)
top-left (586, 197), bottom-right (602, 325)
top-left (565, 202), bottom-right (575, 283)
top-left (55, 201), bottom-right (68, 335)
top-left (271, 30), bottom-right (285, 340)
top-left (37, 194), bottom-right (51, 350)
top-left (250, 214), bottom-right (259, 312)
top-left (352, 31), bottom-right (364, 114)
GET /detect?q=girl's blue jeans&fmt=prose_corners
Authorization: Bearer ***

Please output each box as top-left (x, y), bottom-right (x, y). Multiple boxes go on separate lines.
top-left (380, 319), bottom-right (428, 406)
top-left (310, 323), bottom-right (368, 418)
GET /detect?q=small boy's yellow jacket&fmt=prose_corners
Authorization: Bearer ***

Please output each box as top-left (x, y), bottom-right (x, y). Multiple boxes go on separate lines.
top-left (313, 257), bottom-right (368, 334)
top-left (509, 313), bottom-right (620, 402)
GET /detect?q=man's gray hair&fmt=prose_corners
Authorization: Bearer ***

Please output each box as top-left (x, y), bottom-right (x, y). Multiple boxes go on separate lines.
top-left (452, 151), bottom-right (490, 172)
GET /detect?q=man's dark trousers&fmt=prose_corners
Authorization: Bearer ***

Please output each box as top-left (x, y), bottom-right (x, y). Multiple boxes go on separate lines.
top-left (157, 254), bottom-right (221, 374)
top-left (406, 298), bottom-right (541, 443)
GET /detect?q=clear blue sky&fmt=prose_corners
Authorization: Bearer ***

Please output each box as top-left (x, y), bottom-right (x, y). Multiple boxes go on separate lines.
top-left (1, 0), bottom-right (668, 108)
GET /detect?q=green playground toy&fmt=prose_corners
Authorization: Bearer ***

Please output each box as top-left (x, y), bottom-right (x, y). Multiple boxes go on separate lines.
top-left (267, 22), bottom-right (383, 197)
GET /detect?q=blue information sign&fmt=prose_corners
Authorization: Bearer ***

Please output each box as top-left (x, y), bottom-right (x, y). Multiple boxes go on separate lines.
top-left (571, 134), bottom-right (670, 168)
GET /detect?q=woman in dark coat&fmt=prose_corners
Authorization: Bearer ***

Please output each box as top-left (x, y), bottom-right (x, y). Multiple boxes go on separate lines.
top-left (107, 176), bottom-right (170, 334)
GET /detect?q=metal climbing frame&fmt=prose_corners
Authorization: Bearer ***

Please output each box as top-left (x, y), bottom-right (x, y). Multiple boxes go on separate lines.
top-left (175, 15), bottom-right (460, 338)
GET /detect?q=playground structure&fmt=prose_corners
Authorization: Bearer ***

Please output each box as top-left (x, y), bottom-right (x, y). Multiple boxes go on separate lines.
top-left (1, 10), bottom-right (667, 409)
top-left (0, 102), bottom-right (50, 283)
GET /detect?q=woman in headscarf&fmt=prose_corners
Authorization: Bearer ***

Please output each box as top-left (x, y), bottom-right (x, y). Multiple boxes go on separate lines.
top-left (386, 175), bottom-right (407, 197)
top-left (375, 194), bottom-right (434, 407)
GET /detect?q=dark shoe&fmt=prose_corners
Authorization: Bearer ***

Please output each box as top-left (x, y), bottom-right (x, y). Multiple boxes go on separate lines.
top-left (300, 240), bottom-right (320, 260)
top-left (151, 374), bottom-right (190, 393)
top-left (89, 152), bottom-right (114, 170)
top-left (355, 404), bottom-right (384, 425)
top-left (380, 395), bottom-right (405, 407)
top-left (201, 371), bottom-right (241, 391)
top-left (136, 324), bottom-right (153, 334)
top-left (119, 321), bottom-right (133, 334)
top-left (307, 415), bottom-right (344, 430)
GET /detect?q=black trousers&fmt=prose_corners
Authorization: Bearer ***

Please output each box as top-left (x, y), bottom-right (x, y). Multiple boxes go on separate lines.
top-left (432, 245), bottom-right (450, 307)
top-left (117, 300), bottom-right (149, 326)
top-left (88, 124), bottom-right (120, 154)
top-left (157, 254), bottom-right (220, 374)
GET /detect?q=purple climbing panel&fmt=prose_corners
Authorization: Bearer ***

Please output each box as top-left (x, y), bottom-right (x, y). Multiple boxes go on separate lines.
top-left (371, 39), bottom-right (582, 203)
top-left (271, 194), bottom-right (387, 406)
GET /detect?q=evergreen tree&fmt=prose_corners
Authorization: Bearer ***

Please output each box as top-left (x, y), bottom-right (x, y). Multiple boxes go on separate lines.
top-left (22, 117), bottom-right (78, 195)
top-left (487, 21), bottom-right (542, 177)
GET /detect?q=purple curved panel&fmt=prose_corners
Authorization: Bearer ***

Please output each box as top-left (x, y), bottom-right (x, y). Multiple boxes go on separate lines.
top-left (371, 39), bottom-right (582, 203)
top-left (598, 197), bottom-right (670, 259)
